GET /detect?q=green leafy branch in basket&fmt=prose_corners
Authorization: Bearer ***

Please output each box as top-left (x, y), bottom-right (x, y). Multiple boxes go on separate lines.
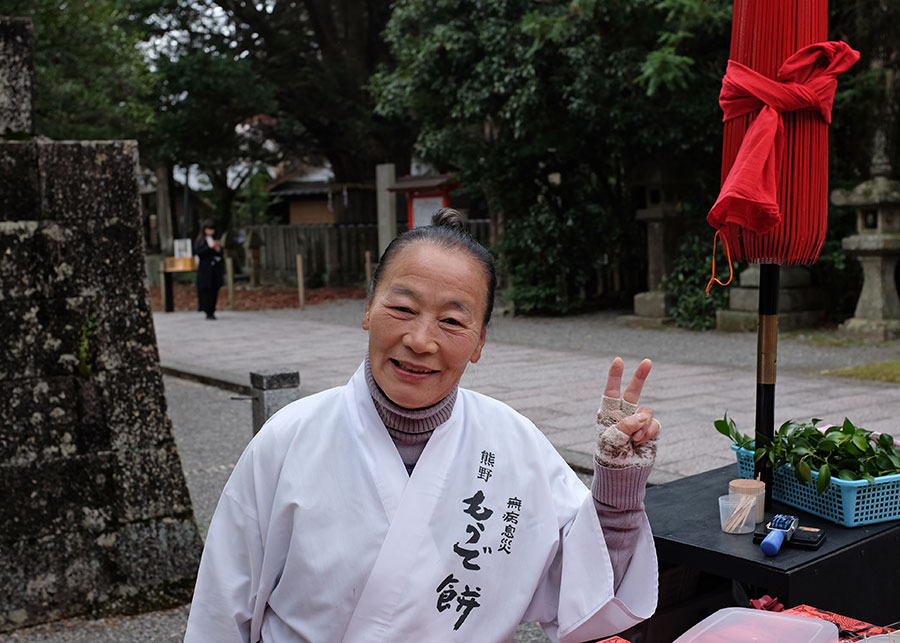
top-left (716, 414), bottom-right (900, 495)
top-left (714, 413), bottom-right (755, 450)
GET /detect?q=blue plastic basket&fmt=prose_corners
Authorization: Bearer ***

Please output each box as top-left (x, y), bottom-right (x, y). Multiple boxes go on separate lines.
top-left (733, 444), bottom-right (900, 527)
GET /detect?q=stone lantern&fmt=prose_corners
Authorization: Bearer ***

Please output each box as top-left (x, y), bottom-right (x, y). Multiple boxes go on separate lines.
top-left (831, 172), bottom-right (900, 340)
top-left (625, 171), bottom-right (681, 326)
top-left (831, 28), bottom-right (900, 340)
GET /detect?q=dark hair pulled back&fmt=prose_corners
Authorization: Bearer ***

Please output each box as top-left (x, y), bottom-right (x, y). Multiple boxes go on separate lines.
top-left (369, 208), bottom-right (497, 326)
top-left (196, 219), bottom-right (215, 242)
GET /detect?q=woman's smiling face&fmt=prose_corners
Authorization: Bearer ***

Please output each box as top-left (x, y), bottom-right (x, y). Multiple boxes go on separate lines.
top-left (363, 242), bottom-right (488, 409)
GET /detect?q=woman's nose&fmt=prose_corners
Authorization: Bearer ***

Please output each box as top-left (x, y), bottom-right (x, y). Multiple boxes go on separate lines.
top-left (403, 319), bottom-right (438, 353)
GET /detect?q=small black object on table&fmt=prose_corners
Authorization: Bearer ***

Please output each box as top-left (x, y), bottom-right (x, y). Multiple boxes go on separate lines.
top-left (644, 465), bottom-right (900, 625)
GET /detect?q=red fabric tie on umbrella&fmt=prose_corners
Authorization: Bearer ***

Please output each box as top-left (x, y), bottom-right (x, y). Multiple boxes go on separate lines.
top-left (708, 41), bottom-right (860, 236)
top-left (711, 0), bottom-right (856, 514)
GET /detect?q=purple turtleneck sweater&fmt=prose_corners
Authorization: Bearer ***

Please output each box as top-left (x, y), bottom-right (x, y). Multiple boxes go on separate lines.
top-left (364, 357), bottom-right (649, 590)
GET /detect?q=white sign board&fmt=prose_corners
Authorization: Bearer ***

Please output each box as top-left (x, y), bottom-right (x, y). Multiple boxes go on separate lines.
top-left (173, 238), bottom-right (193, 258)
top-left (412, 197), bottom-right (445, 228)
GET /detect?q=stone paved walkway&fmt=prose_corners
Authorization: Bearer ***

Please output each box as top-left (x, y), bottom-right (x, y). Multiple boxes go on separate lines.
top-left (5, 302), bottom-right (899, 642)
top-left (152, 302), bottom-right (900, 483)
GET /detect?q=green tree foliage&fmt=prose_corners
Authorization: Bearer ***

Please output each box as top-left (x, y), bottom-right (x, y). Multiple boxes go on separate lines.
top-left (499, 167), bottom-right (616, 314)
top-left (829, 0), bottom-right (900, 185)
top-left (636, 0), bottom-right (730, 96)
top-left (152, 46), bottom-right (280, 232)
top-left (372, 0), bottom-right (732, 313)
top-left (235, 171), bottom-right (281, 227)
top-left (133, 0), bottom-right (415, 182)
top-left (664, 230), bottom-right (729, 330)
top-left (0, 0), bottom-right (155, 141)
top-left (153, 49), bottom-right (273, 164)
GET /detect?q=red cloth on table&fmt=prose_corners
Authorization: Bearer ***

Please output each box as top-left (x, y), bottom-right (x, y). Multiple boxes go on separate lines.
top-left (785, 604), bottom-right (895, 641)
top-left (750, 594), bottom-right (784, 612)
top-left (707, 41), bottom-right (860, 234)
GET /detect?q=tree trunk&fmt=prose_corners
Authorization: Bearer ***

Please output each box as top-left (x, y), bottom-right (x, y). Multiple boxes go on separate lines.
top-left (208, 169), bottom-right (238, 239)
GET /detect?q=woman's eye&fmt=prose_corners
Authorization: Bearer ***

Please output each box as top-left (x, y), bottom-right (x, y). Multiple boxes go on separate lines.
top-left (442, 318), bottom-right (463, 326)
top-left (392, 306), bottom-right (413, 314)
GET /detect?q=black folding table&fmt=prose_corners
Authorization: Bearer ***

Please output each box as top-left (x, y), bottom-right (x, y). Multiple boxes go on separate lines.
top-left (644, 465), bottom-right (900, 625)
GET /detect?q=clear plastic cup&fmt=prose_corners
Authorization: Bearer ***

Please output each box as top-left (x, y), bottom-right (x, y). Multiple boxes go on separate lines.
top-left (729, 478), bottom-right (766, 524)
top-left (719, 494), bottom-right (757, 534)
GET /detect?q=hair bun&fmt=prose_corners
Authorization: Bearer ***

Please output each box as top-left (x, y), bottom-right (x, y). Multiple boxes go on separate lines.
top-left (431, 208), bottom-right (467, 231)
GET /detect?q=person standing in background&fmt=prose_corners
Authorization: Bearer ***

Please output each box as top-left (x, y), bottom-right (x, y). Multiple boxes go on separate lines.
top-left (195, 219), bottom-right (224, 320)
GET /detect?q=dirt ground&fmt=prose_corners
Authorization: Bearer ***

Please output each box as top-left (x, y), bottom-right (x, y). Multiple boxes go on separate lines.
top-left (148, 283), bottom-right (367, 312)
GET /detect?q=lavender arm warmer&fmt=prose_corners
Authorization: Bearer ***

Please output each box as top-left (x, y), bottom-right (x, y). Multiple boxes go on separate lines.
top-left (592, 394), bottom-right (658, 591)
top-left (591, 461), bottom-right (653, 591)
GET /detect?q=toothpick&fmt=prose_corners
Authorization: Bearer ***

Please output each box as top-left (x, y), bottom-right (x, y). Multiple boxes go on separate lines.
top-left (723, 495), bottom-right (756, 533)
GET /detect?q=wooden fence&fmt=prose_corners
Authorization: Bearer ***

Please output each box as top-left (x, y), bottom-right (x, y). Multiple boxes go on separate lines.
top-left (248, 220), bottom-right (491, 288)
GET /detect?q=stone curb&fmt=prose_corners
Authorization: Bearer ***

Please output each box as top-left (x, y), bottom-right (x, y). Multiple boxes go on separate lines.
top-left (160, 368), bottom-right (679, 486)
top-left (159, 366), bottom-right (250, 396)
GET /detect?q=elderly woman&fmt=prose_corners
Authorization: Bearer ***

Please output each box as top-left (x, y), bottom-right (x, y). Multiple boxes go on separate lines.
top-left (185, 209), bottom-right (660, 642)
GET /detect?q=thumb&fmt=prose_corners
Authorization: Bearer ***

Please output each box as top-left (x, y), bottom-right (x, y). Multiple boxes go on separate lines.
top-left (616, 411), bottom-right (651, 437)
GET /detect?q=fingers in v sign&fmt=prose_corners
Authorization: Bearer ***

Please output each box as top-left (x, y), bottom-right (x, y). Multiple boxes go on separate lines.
top-left (604, 357), bottom-right (652, 404)
top-left (604, 357), bottom-right (657, 445)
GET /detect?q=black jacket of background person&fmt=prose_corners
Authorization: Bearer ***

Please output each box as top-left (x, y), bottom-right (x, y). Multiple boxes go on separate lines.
top-left (195, 237), bottom-right (224, 289)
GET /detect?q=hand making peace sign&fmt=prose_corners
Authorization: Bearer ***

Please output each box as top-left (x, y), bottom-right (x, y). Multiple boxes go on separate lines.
top-left (598, 357), bottom-right (660, 449)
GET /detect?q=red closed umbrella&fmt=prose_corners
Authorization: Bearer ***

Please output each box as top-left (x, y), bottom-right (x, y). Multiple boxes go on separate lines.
top-left (707, 0), bottom-right (859, 506)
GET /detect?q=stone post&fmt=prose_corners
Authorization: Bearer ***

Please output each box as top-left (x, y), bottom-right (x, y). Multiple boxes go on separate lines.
top-left (154, 166), bottom-right (173, 255)
top-left (324, 224), bottom-right (341, 286)
top-left (1, 20), bottom-right (201, 631)
top-left (0, 17), bottom-right (32, 134)
top-left (225, 255), bottom-right (235, 310)
top-left (250, 369), bottom-right (301, 435)
top-left (376, 163), bottom-right (397, 258)
top-left (248, 229), bottom-right (264, 287)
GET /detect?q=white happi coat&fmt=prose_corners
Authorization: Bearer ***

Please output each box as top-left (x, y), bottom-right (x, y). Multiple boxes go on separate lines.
top-left (185, 364), bottom-right (657, 643)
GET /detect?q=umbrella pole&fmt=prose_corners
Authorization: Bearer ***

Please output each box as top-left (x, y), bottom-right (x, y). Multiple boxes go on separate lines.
top-left (755, 263), bottom-right (779, 510)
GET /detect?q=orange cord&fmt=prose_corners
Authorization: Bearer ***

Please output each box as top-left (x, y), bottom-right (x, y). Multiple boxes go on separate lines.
top-left (705, 229), bottom-right (734, 296)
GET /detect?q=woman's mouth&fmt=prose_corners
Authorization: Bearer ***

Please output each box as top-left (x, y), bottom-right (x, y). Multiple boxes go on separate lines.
top-left (390, 358), bottom-right (438, 375)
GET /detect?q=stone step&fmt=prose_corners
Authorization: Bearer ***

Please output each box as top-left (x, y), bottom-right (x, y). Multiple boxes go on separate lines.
top-left (716, 309), bottom-right (823, 332)
top-left (739, 265), bottom-right (812, 288)
top-left (633, 291), bottom-right (675, 318)
top-left (727, 286), bottom-right (825, 313)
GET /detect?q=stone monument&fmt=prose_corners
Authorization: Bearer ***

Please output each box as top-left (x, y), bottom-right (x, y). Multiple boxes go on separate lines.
top-left (831, 170), bottom-right (900, 341)
top-left (830, 18), bottom-right (900, 341)
top-left (622, 173), bottom-right (680, 327)
top-left (0, 17), bottom-right (31, 135)
top-left (0, 17), bottom-right (202, 631)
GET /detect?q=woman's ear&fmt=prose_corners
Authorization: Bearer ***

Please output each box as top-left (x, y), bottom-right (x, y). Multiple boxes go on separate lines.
top-left (362, 299), bottom-right (372, 331)
top-left (469, 326), bottom-right (487, 364)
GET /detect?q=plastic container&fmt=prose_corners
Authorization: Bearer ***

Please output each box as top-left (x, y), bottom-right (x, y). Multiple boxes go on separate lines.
top-left (673, 607), bottom-right (839, 642)
top-left (733, 444), bottom-right (900, 527)
top-left (718, 494), bottom-right (756, 534)
top-left (730, 478), bottom-right (766, 523)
